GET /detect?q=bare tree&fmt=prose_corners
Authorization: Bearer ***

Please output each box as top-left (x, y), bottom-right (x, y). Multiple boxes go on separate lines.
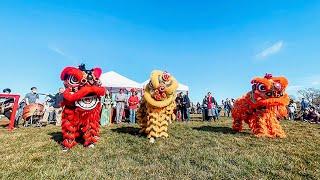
top-left (297, 88), bottom-right (320, 104)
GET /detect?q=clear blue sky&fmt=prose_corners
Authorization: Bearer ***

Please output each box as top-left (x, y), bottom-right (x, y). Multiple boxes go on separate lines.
top-left (1, 0), bottom-right (320, 102)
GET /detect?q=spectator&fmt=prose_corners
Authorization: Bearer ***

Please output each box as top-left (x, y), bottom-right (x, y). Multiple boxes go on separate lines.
top-left (224, 98), bottom-right (232, 117)
top-left (207, 92), bottom-right (218, 121)
top-left (47, 88), bottom-right (65, 126)
top-left (301, 98), bottom-right (309, 111)
top-left (306, 106), bottom-right (320, 124)
top-left (231, 98), bottom-right (235, 109)
top-left (2, 88), bottom-right (11, 94)
top-left (182, 92), bottom-right (191, 121)
top-left (202, 95), bottom-right (208, 121)
top-left (196, 102), bottom-right (201, 114)
top-left (222, 100), bottom-right (225, 116)
top-left (25, 87), bottom-right (39, 105)
top-left (128, 89), bottom-right (139, 124)
top-left (115, 89), bottom-right (127, 124)
top-left (14, 99), bottom-right (26, 128)
top-left (288, 100), bottom-right (296, 120)
top-left (190, 102), bottom-right (196, 114)
top-left (100, 90), bottom-right (113, 126)
top-left (175, 92), bottom-right (183, 121)
top-left (0, 88), bottom-right (14, 120)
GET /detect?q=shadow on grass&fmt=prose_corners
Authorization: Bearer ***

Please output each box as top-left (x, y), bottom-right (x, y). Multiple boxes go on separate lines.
top-left (0, 124), bottom-right (8, 128)
top-left (48, 132), bottom-right (63, 144)
top-left (193, 126), bottom-right (250, 135)
top-left (111, 127), bottom-right (143, 137)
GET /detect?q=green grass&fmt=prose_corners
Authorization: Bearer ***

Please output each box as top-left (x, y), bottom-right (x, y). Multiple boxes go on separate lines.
top-left (0, 117), bottom-right (319, 179)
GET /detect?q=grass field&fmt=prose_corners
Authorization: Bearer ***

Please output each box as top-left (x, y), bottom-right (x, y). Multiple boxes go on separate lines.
top-left (0, 117), bottom-right (319, 179)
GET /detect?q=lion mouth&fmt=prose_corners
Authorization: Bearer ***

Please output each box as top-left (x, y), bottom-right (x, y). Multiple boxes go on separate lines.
top-left (75, 95), bottom-right (99, 110)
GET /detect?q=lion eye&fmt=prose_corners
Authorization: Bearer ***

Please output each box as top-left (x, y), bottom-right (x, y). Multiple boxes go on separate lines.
top-left (68, 75), bottom-right (80, 85)
top-left (252, 84), bottom-right (257, 91)
top-left (258, 84), bottom-right (267, 92)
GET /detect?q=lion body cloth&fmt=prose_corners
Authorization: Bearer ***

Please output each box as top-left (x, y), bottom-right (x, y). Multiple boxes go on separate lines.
top-left (137, 70), bottom-right (178, 143)
top-left (232, 74), bottom-right (290, 138)
top-left (60, 64), bottom-right (105, 149)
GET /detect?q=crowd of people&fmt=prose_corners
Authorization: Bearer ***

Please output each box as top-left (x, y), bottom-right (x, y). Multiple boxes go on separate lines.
top-left (287, 98), bottom-right (320, 124)
top-left (1, 87), bottom-right (320, 127)
top-left (0, 86), bottom-right (152, 127)
top-left (175, 92), bottom-right (191, 121)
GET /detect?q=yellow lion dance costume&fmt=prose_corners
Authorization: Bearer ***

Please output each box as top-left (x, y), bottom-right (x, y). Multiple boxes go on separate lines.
top-left (232, 74), bottom-right (290, 138)
top-left (137, 70), bottom-right (178, 143)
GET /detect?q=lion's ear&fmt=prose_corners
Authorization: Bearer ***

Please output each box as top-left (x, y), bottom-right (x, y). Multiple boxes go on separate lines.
top-left (92, 68), bottom-right (103, 78)
top-left (272, 77), bottom-right (289, 88)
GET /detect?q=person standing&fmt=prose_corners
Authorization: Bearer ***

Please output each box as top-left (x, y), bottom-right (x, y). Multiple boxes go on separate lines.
top-left (222, 100), bottom-right (226, 116)
top-left (24, 87), bottom-right (39, 105)
top-left (196, 102), bottom-right (201, 114)
top-left (47, 88), bottom-right (65, 126)
top-left (182, 92), bottom-right (191, 121)
top-left (128, 89), bottom-right (139, 124)
top-left (301, 98), bottom-right (309, 111)
top-left (115, 89), bottom-right (127, 124)
top-left (288, 100), bottom-right (296, 120)
top-left (207, 92), bottom-right (218, 121)
top-left (175, 92), bottom-right (183, 121)
top-left (202, 95), bottom-right (208, 121)
top-left (100, 90), bottom-right (112, 126)
top-left (230, 98), bottom-right (235, 109)
top-left (224, 98), bottom-right (232, 117)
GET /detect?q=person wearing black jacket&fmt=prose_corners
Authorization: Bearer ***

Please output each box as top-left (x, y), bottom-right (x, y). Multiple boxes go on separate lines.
top-left (175, 92), bottom-right (183, 121)
top-left (202, 95), bottom-right (208, 121)
top-left (47, 88), bottom-right (65, 126)
top-left (182, 92), bottom-right (191, 121)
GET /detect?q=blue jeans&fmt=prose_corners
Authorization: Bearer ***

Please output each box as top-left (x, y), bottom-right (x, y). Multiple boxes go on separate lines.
top-left (211, 108), bottom-right (219, 119)
top-left (129, 109), bottom-right (136, 123)
top-left (215, 108), bottom-right (219, 119)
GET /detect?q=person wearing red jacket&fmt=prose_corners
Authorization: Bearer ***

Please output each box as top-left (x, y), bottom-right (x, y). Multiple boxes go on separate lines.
top-left (128, 88), bottom-right (140, 124)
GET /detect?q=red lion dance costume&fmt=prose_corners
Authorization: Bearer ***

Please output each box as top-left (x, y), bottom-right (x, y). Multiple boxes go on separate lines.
top-left (232, 74), bottom-right (290, 138)
top-left (60, 64), bottom-right (105, 150)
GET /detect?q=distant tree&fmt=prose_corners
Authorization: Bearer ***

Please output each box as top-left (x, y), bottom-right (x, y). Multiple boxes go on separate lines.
top-left (297, 88), bottom-right (320, 105)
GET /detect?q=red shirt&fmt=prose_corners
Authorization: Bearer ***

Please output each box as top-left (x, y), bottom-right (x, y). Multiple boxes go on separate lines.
top-left (128, 96), bottom-right (139, 109)
top-left (207, 96), bottom-right (216, 109)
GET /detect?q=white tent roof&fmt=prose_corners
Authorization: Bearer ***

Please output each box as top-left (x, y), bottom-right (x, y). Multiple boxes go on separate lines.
top-left (100, 71), bottom-right (142, 92)
top-left (141, 80), bottom-right (189, 92)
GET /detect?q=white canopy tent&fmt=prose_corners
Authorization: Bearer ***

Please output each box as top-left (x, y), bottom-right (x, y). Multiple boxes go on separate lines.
top-left (141, 80), bottom-right (189, 92)
top-left (100, 71), bottom-right (142, 93)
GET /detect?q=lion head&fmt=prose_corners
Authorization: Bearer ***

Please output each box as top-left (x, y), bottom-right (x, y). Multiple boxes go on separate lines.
top-left (60, 64), bottom-right (105, 110)
top-left (250, 73), bottom-right (289, 107)
top-left (144, 70), bottom-right (178, 108)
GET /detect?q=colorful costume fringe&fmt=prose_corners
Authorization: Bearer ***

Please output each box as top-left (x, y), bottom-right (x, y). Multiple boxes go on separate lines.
top-left (60, 64), bottom-right (105, 149)
top-left (137, 70), bottom-right (178, 142)
top-left (232, 74), bottom-right (290, 138)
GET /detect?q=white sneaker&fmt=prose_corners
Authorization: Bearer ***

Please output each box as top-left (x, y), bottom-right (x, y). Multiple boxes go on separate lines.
top-left (88, 144), bottom-right (95, 148)
top-left (149, 138), bottom-right (155, 144)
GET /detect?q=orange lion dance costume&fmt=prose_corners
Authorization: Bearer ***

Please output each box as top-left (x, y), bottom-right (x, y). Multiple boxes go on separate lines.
top-left (232, 74), bottom-right (290, 138)
top-left (60, 64), bottom-right (105, 150)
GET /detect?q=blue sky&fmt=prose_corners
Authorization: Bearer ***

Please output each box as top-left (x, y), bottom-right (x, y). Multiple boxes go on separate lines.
top-left (1, 0), bottom-right (320, 102)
